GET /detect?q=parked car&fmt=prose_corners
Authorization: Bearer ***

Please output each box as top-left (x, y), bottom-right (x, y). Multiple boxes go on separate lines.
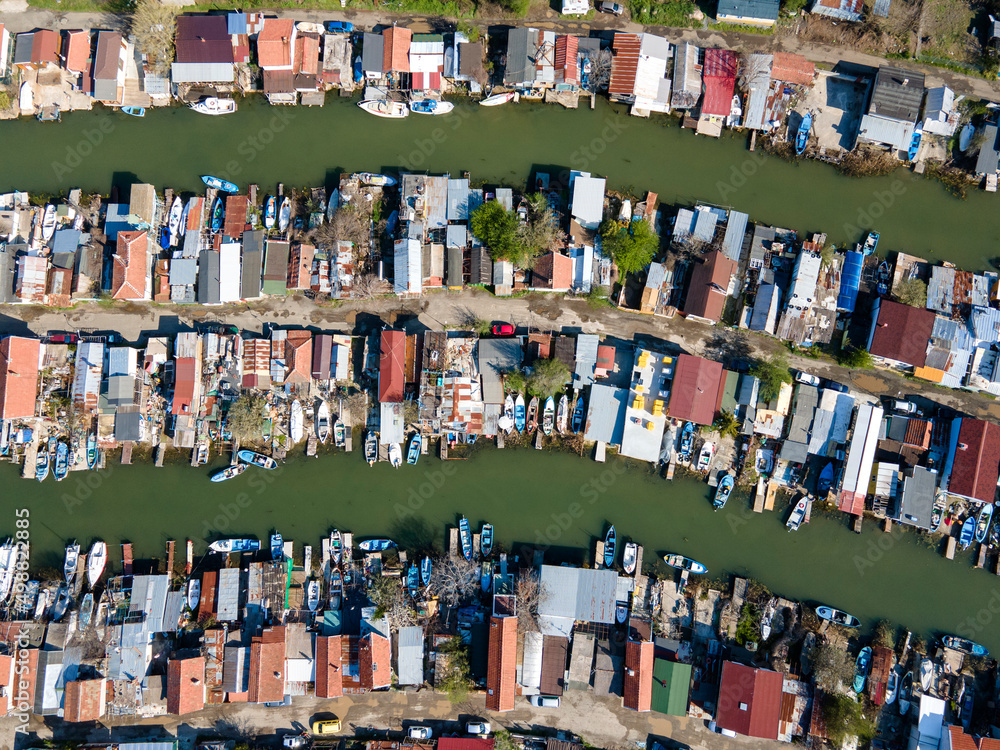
top-left (466, 722), bottom-right (492, 736)
top-left (312, 719), bottom-right (342, 735)
top-left (323, 20), bottom-right (354, 32)
top-left (491, 323), bottom-right (515, 337)
top-left (408, 728), bottom-right (433, 740)
top-left (598, 0), bottom-right (624, 13)
top-left (529, 695), bottom-right (561, 707)
top-left (892, 399), bottom-right (918, 414)
top-left (794, 371), bottom-right (821, 386)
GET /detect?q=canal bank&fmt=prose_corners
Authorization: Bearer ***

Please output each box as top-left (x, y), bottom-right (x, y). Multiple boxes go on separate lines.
top-left (1, 96), bottom-right (996, 272)
top-left (7, 446), bottom-right (998, 654)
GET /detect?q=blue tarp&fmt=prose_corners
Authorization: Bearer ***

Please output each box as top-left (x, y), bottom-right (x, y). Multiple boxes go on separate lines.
top-left (837, 250), bottom-right (863, 313)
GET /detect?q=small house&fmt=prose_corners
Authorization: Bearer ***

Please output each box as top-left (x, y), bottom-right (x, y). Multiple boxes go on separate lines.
top-left (0, 336), bottom-right (41, 420)
top-left (172, 15), bottom-right (235, 85)
top-left (92, 31), bottom-right (128, 104)
top-left (383, 26), bottom-right (412, 77)
top-left (61, 30), bottom-right (91, 90)
top-left (361, 32), bottom-right (384, 80)
top-left (111, 230), bottom-right (149, 301)
top-left (943, 417), bottom-right (1000, 505)
top-left (504, 27), bottom-right (538, 88)
top-left (683, 249), bottom-right (736, 324)
top-left (922, 86), bottom-right (960, 137)
top-left (857, 66), bottom-right (925, 154)
top-left (697, 48), bottom-right (737, 137)
top-left (867, 298), bottom-right (935, 370)
top-left (486, 615), bottom-right (517, 711)
top-left (717, 0), bottom-right (780, 27)
top-left (257, 18), bottom-right (297, 104)
top-left (167, 656), bottom-right (205, 715)
top-left (13, 30), bottom-right (59, 71)
top-left (608, 33), bottom-right (672, 116)
top-left (715, 662), bottom-right (783, 739)
top-left (409, 33), bottom-right (444, 91)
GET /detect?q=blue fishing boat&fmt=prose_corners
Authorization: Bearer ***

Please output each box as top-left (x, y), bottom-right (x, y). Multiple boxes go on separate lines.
top-left (79, 592), bottom-right (94, 627)
top-left (943, 635), bottom-right (989, 657)
top-left (663, 554), bottom-right (707, 575)
top-left (356, 173), bottom-right (397, 187)
top-left (908, 125), bottom-right (923, 161)
top-left (861, 231), bottom-right (879, 256)
top-left (420, 556), bottom-right (432, 586)
top-left (876, 261), bottom-right (891, 296)
top-left (121, 106), bottom-right (145, 117)
top-left (209, 538), bottom-right (260, 553)
top-left (210, 196), bottom-right (224, 233)
top-left (238, 449), bottom-right (278, 469)
top-left (514, 394), bottom-right (525, 432)
top-left (406, 564), bottom-right (419, 597)
top-left (853, 646), bottom-right (872, 693)
top-left (358, 538), bottom-right (395, 552)
top-left (210, 464), bottom-right (246, 482)
top-left (817, 462), bottom-right (834, 494)
top-left (353, 56), bottom-right (363, 84)
top-left (35, 447), bottom-right (49, 482)
top-left (409, 99), bottom-right (455, 115)
top-left (53, 441), bottom-right (69, 481)
top-left (201, 175), bottom-right (238, 193)
top-left (480, 524), bottom-right (493, 557)
top-left (816, 605), bottom-right (861, 627)
top-left (713, 473), bottom-right (734, 510)
top-left (679, 422), bottom-right (694, 462)
top-left (264, 196), bottom-right (276, 229)
top-left (975, 503), bottom-right (993, 543)
top-left (270, 532), bottom-right (283, 561)
top-left (572, 395), bottom-right (585, 433)
top-left (459, 517), bottom-right (473, 561)
top-left (407, 433), bottom-right (421, 465)
top-left (159, 226), bottom-right (170, 249)
top-left (795, 112), bottom-right (812, 155)
top-left (604, 526), bottom-right (616, 568)
top-left (959, 516), bottom-right (976, 550)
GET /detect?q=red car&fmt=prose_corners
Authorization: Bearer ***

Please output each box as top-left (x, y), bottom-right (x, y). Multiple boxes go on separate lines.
top-left (491, 323), bottom-right (515, 337)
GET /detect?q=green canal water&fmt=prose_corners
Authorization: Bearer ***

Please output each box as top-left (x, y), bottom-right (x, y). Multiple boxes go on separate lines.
top-left (5, 447), bottom-right (999, 652)
top-left (1, 96), bottom-right (998, 271)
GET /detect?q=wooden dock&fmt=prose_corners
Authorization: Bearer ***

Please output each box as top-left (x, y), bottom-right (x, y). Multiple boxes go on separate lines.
top-left (666, 459), bottom-right (676, 480)
top-left (976, 543), bottom-right (987, 569)
top-left (448, 527), bottom-right (459, 559)
top-left (945, 536), bottom-right (957, 560)
top-left (594, 441), bottom-right (605, 462)
top-left (166, 540), bottom-right (175, 575)
top-left (633, 544), bottom-right (644, 578)
top-left (306, 435), bottom-right (318, 457)
top-left (121, 442), bottom-right (132, 464)
top-left (122, 543), bottom-right (133, 576)
top-left (536, 431), bottom-right (544, 450)
top-left (595, 539), bottom-right (606, 569)
top-left (496, 432), bottom-right (504, 449)
top-left (155, 443), bottom-right (165, 467)
top-left (753, 478), bottom-right (766, 513)
top-left (186, 540), bottom-right (193, 574)
top-left (852, 515), bottom-right (862, 533)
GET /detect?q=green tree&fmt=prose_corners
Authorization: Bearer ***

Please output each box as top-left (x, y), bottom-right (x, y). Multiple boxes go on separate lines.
top-left (813, 641), bottom-right (855, 691)
top-left (600, 218), bottom-right (659, 278)
top-left (472, 317), bottom-right (491, 337)
top-left (837, 342), bottom-right (874, 369)
top-left (503, 369), bottom-right (527, 394)
top-left (713, 410), bottom-right (740, 439)
top-left (750, 354), bottom-right (792, 402)
top-left (874, 620), bottom-right (896, 650)
top-left (227, 392), bottom-right (267, 443)
top-left (437, 636), bottom-right (473, 703)
top-left (896, 278), bottom-right (927, 308)
top-left (823, 693), bottom-right (877, 746)
top-left (471, 200), bottom-right (521, 265)
top-left (517, 193), bottom-right (566, 264)
top-left (0, 91), bottom-right (10, 111)
top-left (526, 358), bottom-right (571, 398)
top-left (493, 731), bottom-right (518, 750)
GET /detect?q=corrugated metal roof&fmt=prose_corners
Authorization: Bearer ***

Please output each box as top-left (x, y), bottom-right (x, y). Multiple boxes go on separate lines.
top-left (170, 62), bottom-right (235, 83)
top-left (478, 338), bottom-right (522, 405)
top-left (362, 32), bottom-right (384, 73)
top-left (397, 626), bottom-right (424, 685)
top-left (609, 32), bottom-right (640, 97)
top-left (869, 66), bottom-right (924, 123)
top-left (574, 334), bottom-right (600, 388)
top-left (858, 113), bottom-right (914, 150)
top-left (538, 565), bottom-right (618, 624)
top-left (717, 0), bottom-right (779, 19)
top-left (521, 631), bottom-right (543, 689)
top-left (722, 211), bottom-right (748, 261)
top-left (217, 567), bottom-right (240, 621)
top-left (504, 27), bottom-right (536, 85)
top-left (570, 173), bottom-right (605, 229)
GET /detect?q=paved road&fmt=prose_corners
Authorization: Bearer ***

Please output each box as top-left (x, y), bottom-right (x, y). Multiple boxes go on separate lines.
top-left (1, 0), bottom-right (998, 101)
top-left (0, 686), bottom-right (784, 750)
top-left (6, 290), bottom-right (1000, 423)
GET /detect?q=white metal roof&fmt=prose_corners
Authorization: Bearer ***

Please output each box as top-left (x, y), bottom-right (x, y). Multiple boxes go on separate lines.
top-left (570, 172), bottom-right (606, 230)
top-left (219, 241), bottom-right (241, 303)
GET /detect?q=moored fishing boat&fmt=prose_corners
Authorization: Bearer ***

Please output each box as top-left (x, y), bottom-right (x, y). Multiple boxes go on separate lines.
top-left (795, 112), bottom-right (812, 155)
top-left (604, 526), bottom-right (616, 567)
top-left (356, 172), bottom-right (397, 187)
top-left (0, 541), bottom-right (20, 603)
top-left (500, 394), bottom-right (514, 434)
top-left (899, 671), bottom-right (914, 715)
top-left (190, 96), bottom-right (237, 115)
top-left (930, 495), bottom-right (946, 531)
top-left (409, 99), bottom-right (454, 115)
top-left (86, 541), bottom-right (107, 588)
top-left (713, 473), bottom-right (734, 510)
top-left (876, 260), bottom-right (892, 296)
top-left (480, 523), bottom-right (494, 557)
top-left (943, 635), bottom-right (989, 656)
top-left (187, 578), bottom-right (201, 610)
top-left (35, 447), bottom-right (49, 481)
top-left (622, 542), bottom-right (637, 575)
top-left (662, 554), bottom-right (707, 575)
top-left (959, 515), bottom-right (976, 549)
top-left (201, 175), bottom-right (238, 193)
top-left (556, 395), bottom-right (569, 433)
top-left (358, 99), bottom-right (408, 118)
top-left (975, 503), bottom-right (993, 543)
top-left (407, 564), bottom-right (420, 597)
top-left (210, 196), bottom-right (224, 233)
top-left (860, 231), bottom-right (879, 255)
top-left (306, 580), bottom-right (320, 611)
top-left (316, 400), bottom-right (330, 443)
top-left (263, 196), bottom-right (277, 230)
top-left (237, 449), bottom-right (278, 469)
top-left (64, 541), bottom-right (80, 582)
top-left (270, 532), bottom-right (283, 561)
top-left (853, 646), bottom-right (872, 693)
top-left (885, 668), bottom-right (899, 705)
top-left (278, 196), bottom-right (291, 232)
top-left (480, 560), bottom-right (493, 593)
top-left (786, 496), bottom-right (808, 531)
top-left (919, 658), bottom-right (933, 691)
top-left (421, 556), bottom-right (432, 586)
top-left (459, 517), bottom-right (473, 561)
top-left (365, 431), bottom-right (378, 466)
top-left (527, 396), bottom-right (538, 432)
top-left (697, 442), bottom-right (715, 471)
top-left (817, 462), bottom-right (834, 494)
top-left (79, 592), bottom-right (94, 628)
top-left (615, 602), bottom-right (628, 624)
top-left (209, 538), bottom-right (261, 554)
top-left (121, 106), bottom-right (145, 117)
top-left (51, 584), bottom-right (70, 622)
top-left (41, 204), bottom-right (57, 242)
top-left (542, 397), bottom-right (554, 436)
top-left (54, 441), bottom-right (69, 481)
top-left (330, 530), bottom-right (343, 565)
top-left (760, 598), bottom-right (776, 640)
top-left (86, 432), bottom-right (98, 469)
top-left (168, 196), bottom-right (183, 246)
top-left (679, 422), bottom-right (694, 462)
top-left (572, 396), bottom-right (585, 433)
top-left (480, 91), bottom-right (516, 106)
top-left (329, 569), bottom-right (342, 610)
top-left (334, 418), bottom-right (346, 448)
top-left (388, 443), bottom-right (402, 468)
top-left (211, 463), bottom-right (246, 482)
top-left (514, 394), bottom-right (525, 432)
top-left (289, 399), bottom-right (303, 442)
top-left (407, 433), bottom-right (422, 465)
top-left (815, 605), bottom-right (861, 628)
top-left (358, 538), bottom-right (395, 552)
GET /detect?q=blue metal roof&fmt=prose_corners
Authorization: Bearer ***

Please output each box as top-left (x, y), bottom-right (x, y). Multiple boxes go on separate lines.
top-left (227, 12), bottom-right (247, 35)
top-left (971, 305), bottom-right (1000, 345)
top-left (837, 250), bottom-right (863, 313)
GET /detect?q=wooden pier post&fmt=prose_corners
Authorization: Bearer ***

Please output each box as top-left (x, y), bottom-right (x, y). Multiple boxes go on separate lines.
top-left (852, 515), bottom-right (863, 534)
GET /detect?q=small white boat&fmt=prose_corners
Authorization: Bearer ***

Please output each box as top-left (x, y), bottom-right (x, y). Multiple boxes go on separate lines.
top-left (167, 196), bottom-right (183, 247)
top-left (885, 668), bottom-right (899, 705)
top-left (190, 97), bottom-right (237, 115)
top-left (409, 99), bottom-right (454, 115)
top-left (480, 91), bottom-right (516, 107)
top-left (919, 658), bottom-right (934, 692)
top-left (64, 541), bottom-right (80, 583)
top-left (0, 541), bottom-right (20, 604)
top-left (187, 578), bottom-right (201, 611)
top-left (622, 542), bottom-right (637, 575)
top-left (86, 541), bottom-right (107, 588)
top-left (278, 197), bottom-right (291, 232)
top-left (358, 99), bottom-right (408, 118)
top-left (306, 580), bottom-right (320, 611)
top-left (296, 21), bottom-right (324, 33)
top-left (289, 399), bottom-right (304, 442)
top-left (388, 443), bottom-right (402, 468)
top-left (330, 530), bottom-right (343, 565)
top-left (786, 497), bottom-right (808, 531)
top-left (697, 442), bottom-right (715, 471)
top-left (41, 205), bottom-right (57, 242)
top-left (316, 400), bottom-right (330, 444)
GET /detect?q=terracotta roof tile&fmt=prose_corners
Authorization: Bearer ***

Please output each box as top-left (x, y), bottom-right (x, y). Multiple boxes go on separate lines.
top-left (383, 27), bottom-right (412, 72)
top-left (702, 49), bottom-right (737, 116)
top-left (315, 636), bottom-right (344, 698)
top-left (716, 661), bottom-right (782, 739)
top-left (360, 632), bottom-right (391, 690)
top-left (608, 33), bottom-right (640, 97)
top-left (63, 30), bottom-right (90, 73)
top-left (0, 336), bottom-right (40, 420)
top-left (112, 230), bottom-right (148, 300)
top-left (379, 330), bottom-right (406, 402)
top-left (623, 639), bottom-right (653, 711)
top-left (63, 679), bottom-right (105, 722)
top-left (771, 52), bottom-right (814, 86)
top-left (284, 329), bottom-right (312, 384)
top-left (167, 656), bottom-right (205, 715)
top-left (486, 616), bottom-right (517, 711)
top-left (950, 418), bottom-right (1000, 504)
top-left (684, 249), bottom-right (736, 322)
top-left (869, 300), bottom-right (935, 367)
top-left (257, 18), bottom-right (295, 68)
top-left (249, 626), bottom-right (285, 703)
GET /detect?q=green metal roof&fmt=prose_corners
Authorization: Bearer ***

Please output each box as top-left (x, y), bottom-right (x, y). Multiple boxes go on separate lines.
top-left (720, 369), bottom-right (740, 414)
top-left (651, 659), bottom-right (692, 716)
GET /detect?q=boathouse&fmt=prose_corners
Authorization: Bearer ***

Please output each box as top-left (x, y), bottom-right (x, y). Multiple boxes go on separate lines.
top-left (172, 15), bottom-right (235, 84)
top-left (92, 31), bottom-right (128, 105)
top-left (838, 403), bottom-right (883, 515)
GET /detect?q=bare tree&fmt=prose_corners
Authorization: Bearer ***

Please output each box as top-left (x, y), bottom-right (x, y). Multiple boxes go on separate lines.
top-left (370, 576), bottom-right (418, 631)
top-left (738, 52), bottom-right (772, 93)
top-left (515, 570), bottom-right (545, 635)
top-left (353, 274), bottom-right (393, 300)
top-left (434, 557), bottom-right (481, 607)
top-left (587, 49), bottom-right (613, 94)
top-left (129, 0), bottom-right (179, 77)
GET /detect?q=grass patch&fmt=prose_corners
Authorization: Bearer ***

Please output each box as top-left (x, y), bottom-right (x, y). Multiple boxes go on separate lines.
top-left (628, 0), bottom-right (700, 26)
top-left (709, 21), bottom-right (774, 33)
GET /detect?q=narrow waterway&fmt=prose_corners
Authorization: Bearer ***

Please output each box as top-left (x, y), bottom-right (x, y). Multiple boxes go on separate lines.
top-left (1, 96), bottom-right (997, 271)
top-left (6, 447), bottom-right (997, 652)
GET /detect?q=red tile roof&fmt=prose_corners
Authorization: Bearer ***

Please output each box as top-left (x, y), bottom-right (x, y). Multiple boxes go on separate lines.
top-left (702, 49), bottom-right (737, 116)
top-left (667, 353), bottom-right (725, 426)
top-left (554, 35), bottom-right (579, 85)
top-left (315, 636), bottom-right (344, 698)
top-left (0, 336), bottom-right (40, 420)
top-left (948, 726), bottom-right (979, 750)
top-left (32, 29), bottom-right (59, 65)
top-left (869, 300), bottom-right (934, 367)
top-left (684, 249), bottom-right (736, 323)
top-left (93, 30), bottom-right (122, 82)
top-left (486, 616), bottom-right (517, 711)
top-left (175, 15), bottom-right (234, 64)
top-left (596, 345), bottom-right (615, 376)
top-left (771, 52), bottom-right (814, 86)
top-left (112, 230), bottom-right (148, 300)
top-left (360, 632), bottom-right (391, 690)
top-left (63, 30), bottom-right (90, 73)
top-left (608, 33), bottom-right (640, 97)
top-left (383, 27), bottom-right (412, 72)
top-left (868, 646), bottom-right (892, 705)
top-left (172, 356), bottom-right (196, 416)
top-left (949, 418), bottom-right (1000, 504)
top-left (0, 655), bottom-right (11, 716)
top-left (904, 418), bottom-right (932, 449)
top-left (533, 252), bottom-right (574, 291)
top-left (167, 656), bottom-right (205, 715)
top-left (978, 737), bottom-right (1000, 750)
top-left (249, 626), bottom-right (286, 703)
top-left (297, 34), bottom-right (319, 76)
top-left (379, 330), bottom-right (406, 403)
top-left (716, 661), bottom-right (783, 739)
top-left (623, 639), bottom-right (654, 712)
top-left (285, 329), bottom-right (312, 385)
top-left (63, 678), bottom-right (105, 722)
top-left (257, 18), bottom-right (295, 68)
